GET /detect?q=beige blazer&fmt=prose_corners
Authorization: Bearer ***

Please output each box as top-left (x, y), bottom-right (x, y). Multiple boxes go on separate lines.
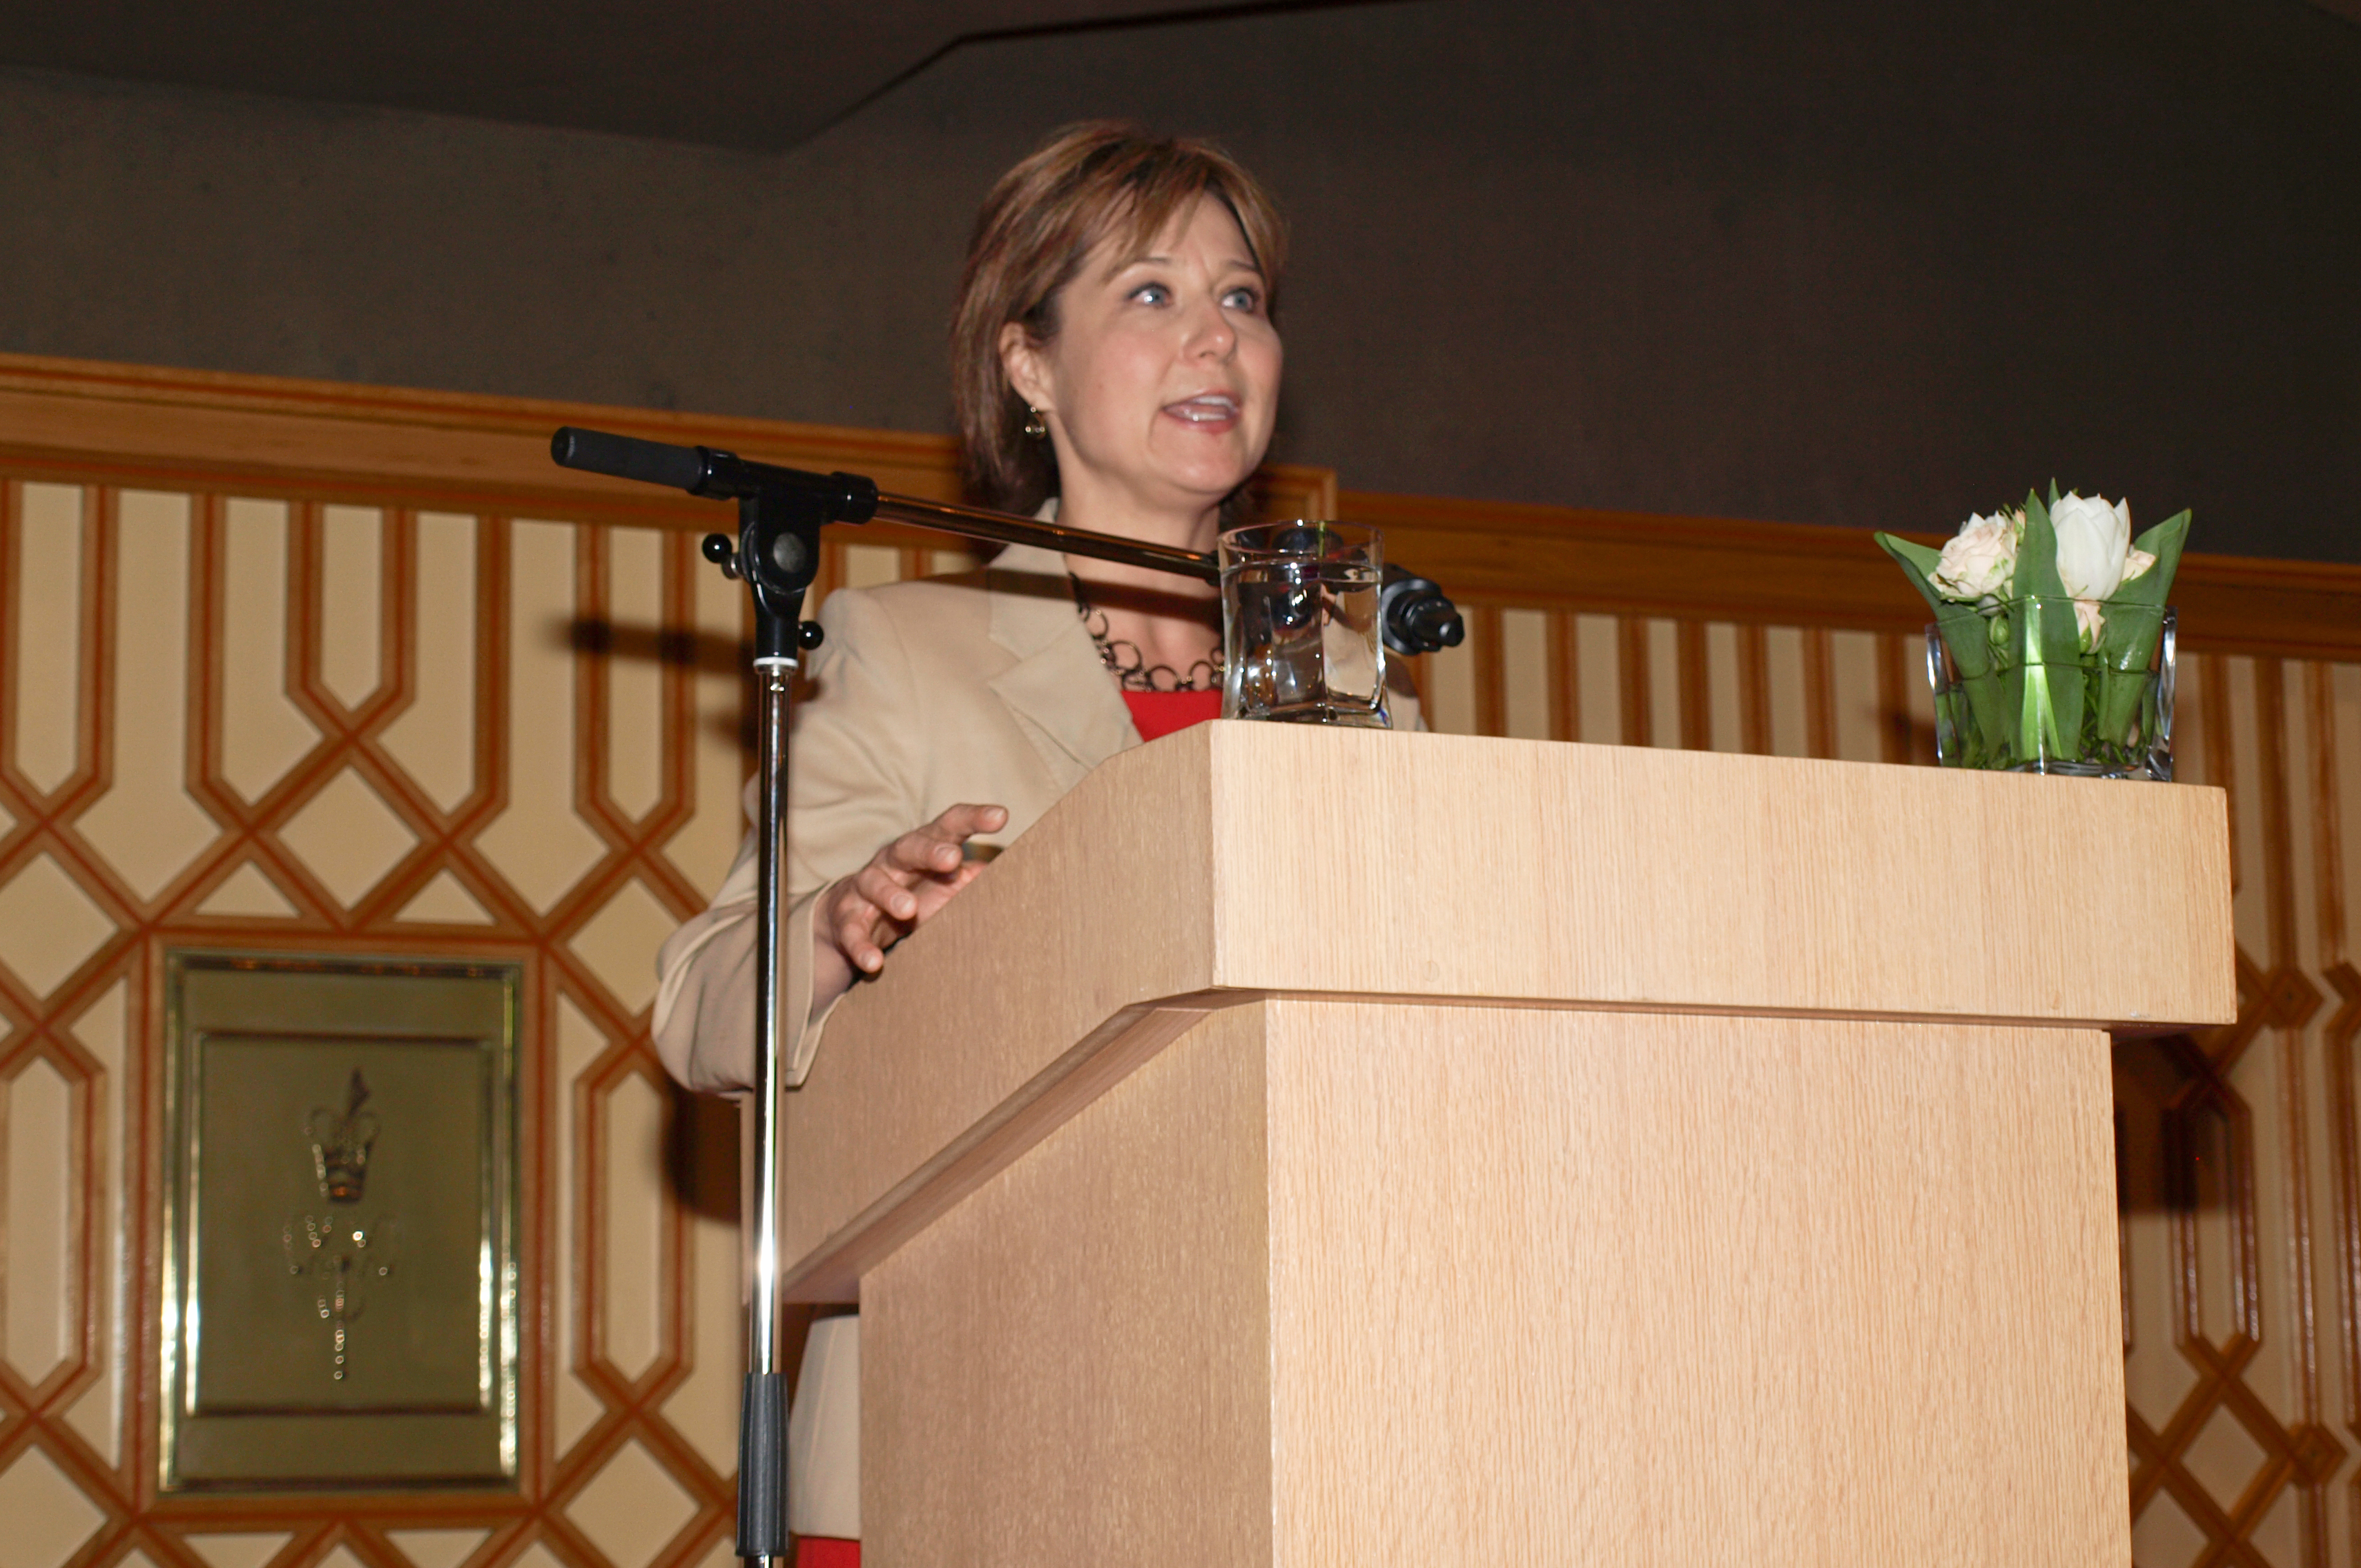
top-left (651, 541), bottom-right (1420, 1093)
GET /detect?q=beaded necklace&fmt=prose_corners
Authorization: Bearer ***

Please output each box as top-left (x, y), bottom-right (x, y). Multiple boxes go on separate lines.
top-left (1069, 574), bottom-right (1223, 693)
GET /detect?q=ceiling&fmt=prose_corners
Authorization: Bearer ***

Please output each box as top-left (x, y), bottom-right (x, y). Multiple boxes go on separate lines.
top-left (3, 0), bottom-right (2350, 153)
top-left (0, 1), bottom-right (1368, 152)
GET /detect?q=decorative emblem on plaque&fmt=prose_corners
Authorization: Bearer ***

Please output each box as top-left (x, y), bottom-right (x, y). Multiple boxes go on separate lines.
top-left (309, 1068), bottom-right (379, 1202)
top-left (164, 953), bottom-right (521, 1489)
top-left (283, 1070), bottom-right (397, 1380)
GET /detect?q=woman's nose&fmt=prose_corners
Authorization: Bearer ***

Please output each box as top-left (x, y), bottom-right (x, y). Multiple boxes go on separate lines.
top-left (1183, 295), bottom-right (1236, 359)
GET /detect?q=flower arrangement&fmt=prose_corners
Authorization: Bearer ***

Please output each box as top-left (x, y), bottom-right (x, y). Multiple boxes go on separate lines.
top-left (1876, 488), bottom-right (2191, 777)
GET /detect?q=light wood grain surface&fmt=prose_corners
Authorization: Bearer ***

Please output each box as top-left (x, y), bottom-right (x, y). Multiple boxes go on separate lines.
top-left (863, 997), bottom-right (2127, 1567)
top-left (864, 1005), bottom-right (1274, 1568)
top-left (777, 737), bottom-right (1222, 1290)
top-left (783, 722), bottom-right (2232, 1300)
top-left (1263, 999), bottom-right (2126, 1567)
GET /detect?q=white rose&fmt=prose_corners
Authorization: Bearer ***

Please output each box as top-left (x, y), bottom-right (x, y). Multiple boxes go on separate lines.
top-left (2121, 546), bottom-right (2157, 582)
top-left (2051, 493), bottom-right (2132, 600)
top-left (1930, 511), bottom-right (2017, 601)
top-left (2075, 598), bottom-right (2105, 650)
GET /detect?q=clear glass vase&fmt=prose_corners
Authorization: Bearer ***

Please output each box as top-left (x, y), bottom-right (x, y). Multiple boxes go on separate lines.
top-left (1925, 597), bottom-right (2175, 780)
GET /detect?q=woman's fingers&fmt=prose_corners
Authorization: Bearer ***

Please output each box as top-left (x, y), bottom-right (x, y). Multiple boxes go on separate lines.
top-left (826, 803), bottom-right (1011, 981)
top-left (937, 801), bottom-right (1011, 839)
top-left (833, 893), bottom-right (896, 973)
top-left (884, 803), bottom-right (1009, 875)
top-left (854, 861), bottom-right (919, 921)
top-left (886, 833), bottom-right (962, 875)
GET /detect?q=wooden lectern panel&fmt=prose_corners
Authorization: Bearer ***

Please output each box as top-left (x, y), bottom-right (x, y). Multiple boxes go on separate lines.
top-left (865, 997), bottom-right (2128, 1568)
top-left (864, 1004), bottom-right (1274, 1567)
top-left (1263, 1001), bottom-right (2124, 1567)
top-left (784, 725), bottom-right (2231, 1302)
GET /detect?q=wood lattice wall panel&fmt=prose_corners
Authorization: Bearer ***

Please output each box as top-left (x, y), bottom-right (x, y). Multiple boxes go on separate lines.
top-left (3, 1052), bottom-right (77, 1386)
top-left (12, 482), bottom-right (86, 796)
top-left (2106, 656), bottom-right (2361, 1568)
top-left (0, 476), bottom-right (741, 1568)
top-left (385, 1531), bottom-right (494, 1568)
top-left (216, 499), bottom-right (322, 805)
top-left (61, 979), bottom-right (130, 1468)
top-left (1420, 610), bottom-right (1936, 765)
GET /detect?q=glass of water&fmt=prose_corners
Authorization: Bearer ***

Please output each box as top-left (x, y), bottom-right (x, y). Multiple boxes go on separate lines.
top-left (1218, 521), bottom-right (1388, 728)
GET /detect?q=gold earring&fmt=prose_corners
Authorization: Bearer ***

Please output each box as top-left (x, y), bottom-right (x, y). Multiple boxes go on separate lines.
top-left (1023, 406), bottom-right (1047, 440)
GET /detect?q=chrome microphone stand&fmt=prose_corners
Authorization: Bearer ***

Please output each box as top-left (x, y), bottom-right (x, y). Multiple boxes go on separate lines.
top-left (547, 424), bottom-right (1463, 1565)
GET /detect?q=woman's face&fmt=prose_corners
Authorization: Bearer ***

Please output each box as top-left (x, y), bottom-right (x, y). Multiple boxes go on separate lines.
top-left (1002, 194), bottom-right (1283, 527)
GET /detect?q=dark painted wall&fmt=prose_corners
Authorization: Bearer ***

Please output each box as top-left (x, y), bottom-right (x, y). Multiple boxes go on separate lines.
top-left (3, 0), bottom-right (2356, 560)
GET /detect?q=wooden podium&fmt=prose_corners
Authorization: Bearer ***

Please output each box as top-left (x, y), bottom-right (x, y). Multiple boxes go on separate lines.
top-left (777, 724), bottom-right (2233, 1567)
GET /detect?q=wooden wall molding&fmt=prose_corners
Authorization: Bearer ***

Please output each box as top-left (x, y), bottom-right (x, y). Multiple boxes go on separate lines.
top-left (3, 349), bottom-right (2353, 659)
top-left (1341, 489), bottom-right (2361, 660)
top-left (0, 352), bottom-right (1336, 536)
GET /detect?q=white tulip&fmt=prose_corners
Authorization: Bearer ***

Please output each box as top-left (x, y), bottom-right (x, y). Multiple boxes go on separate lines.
top-left (2075, 598), bottom-right (2105, 650)
top-left (2051, 493), bottom-right (2133, 601)
top-left (2122, 546), bottom-right (2157, 582)
top-left (1930, 511), bottom-right (2018, 601)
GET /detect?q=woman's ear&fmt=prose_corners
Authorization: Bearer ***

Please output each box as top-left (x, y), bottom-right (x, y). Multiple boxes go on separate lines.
top-left (998, 322), bottom-right (1054, 417)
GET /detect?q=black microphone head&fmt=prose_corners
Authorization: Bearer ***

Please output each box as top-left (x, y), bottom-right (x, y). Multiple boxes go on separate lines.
top-left (1379, 568), bottom-right (1465, 654)
top-left (1412, 600), bottom-right (1466, 649)
top-left (549, 426), bottom-right (708, 493)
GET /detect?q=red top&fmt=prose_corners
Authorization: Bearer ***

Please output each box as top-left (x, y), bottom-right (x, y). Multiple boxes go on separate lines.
top-left (794, 1540), bottom-right (859, 1568)
top-left (1123, 688), bottom-right (1223, 741)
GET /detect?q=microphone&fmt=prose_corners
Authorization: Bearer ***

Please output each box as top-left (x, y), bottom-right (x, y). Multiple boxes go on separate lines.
top-left (552, 427), bottom-right (878, 522)
top-left (1380, 565), bottom-right (1466, 655)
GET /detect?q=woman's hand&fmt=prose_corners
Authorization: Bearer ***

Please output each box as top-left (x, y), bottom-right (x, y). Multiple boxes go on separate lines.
top-left (810, 803), bottom-right (1009, 1017)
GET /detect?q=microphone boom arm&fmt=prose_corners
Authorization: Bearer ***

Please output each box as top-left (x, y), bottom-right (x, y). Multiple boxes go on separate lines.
top-left (550, 425), bottom-right (1464, 654)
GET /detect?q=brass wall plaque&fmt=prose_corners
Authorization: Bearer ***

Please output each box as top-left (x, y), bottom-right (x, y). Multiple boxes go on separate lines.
top-left (162, 952), bottom-right (521, 1490)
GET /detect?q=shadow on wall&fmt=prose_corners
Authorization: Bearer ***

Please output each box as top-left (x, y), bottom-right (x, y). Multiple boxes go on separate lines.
top-left (565, 616), bottom-right (753, 752)
top-left (674, 1088), bottom-right (741, 1226)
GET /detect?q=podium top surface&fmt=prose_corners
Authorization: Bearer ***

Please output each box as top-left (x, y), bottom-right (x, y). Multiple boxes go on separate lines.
top-left (779, 725), bottom-right (2232, 1295)
top-left (898, 721), bottom-right (2229, 1027)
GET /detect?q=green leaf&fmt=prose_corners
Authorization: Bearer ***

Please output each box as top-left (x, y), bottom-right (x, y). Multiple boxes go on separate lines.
top-left (2016, 491), bottom-right (2069, 600)
top-left (2045, 663), bottom-right (2087, 761)
top-left (2097, 507), bottom-right (2190, 671)
top-left (2111, 507), bottom-right (2192, 611)
top-left (2048, 479), bottom-right (2062, 508)
top-left (1874, 531), bottom-right (1952, 620)
top-left (2015, 592), bottom-right (2081, 673)
top-left (1957, 667), bottom-right (2010, 754)
top-left (2096, 665), bottom-right (2150, 745)
top-left (2010, 660), bottom-right (2082, 765)
top-left (2094, 601), bottom-right (2164, 669)
top-left (2001, 663), bottom-right (2030, 762)
top-left (1934, 602), bottom-right (1995, 678)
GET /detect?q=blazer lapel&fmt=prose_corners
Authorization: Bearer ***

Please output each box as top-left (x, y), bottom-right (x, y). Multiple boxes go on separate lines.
top-left (985, 543), bottom-right (1138, 788)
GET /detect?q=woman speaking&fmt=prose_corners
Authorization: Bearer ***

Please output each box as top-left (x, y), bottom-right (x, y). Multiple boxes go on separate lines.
top-left (656, 120), bottom-right (1419, 1088)
top-left (650, 121), bottom-right (1417, 1563)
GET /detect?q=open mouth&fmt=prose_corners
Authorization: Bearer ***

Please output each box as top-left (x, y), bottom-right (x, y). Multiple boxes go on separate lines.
top-left (1165, 393), bottom-right (1240, 425)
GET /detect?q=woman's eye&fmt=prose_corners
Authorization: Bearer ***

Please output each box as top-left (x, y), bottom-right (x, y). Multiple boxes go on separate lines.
top-left (1221, 286), bottom-right (1262, 313)
top-left (1131, 283), bottom-right (1170, 306)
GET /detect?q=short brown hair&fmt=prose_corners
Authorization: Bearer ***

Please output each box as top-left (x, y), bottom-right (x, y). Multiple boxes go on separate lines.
top-left (951, 122), bottom-right (1288, 513)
